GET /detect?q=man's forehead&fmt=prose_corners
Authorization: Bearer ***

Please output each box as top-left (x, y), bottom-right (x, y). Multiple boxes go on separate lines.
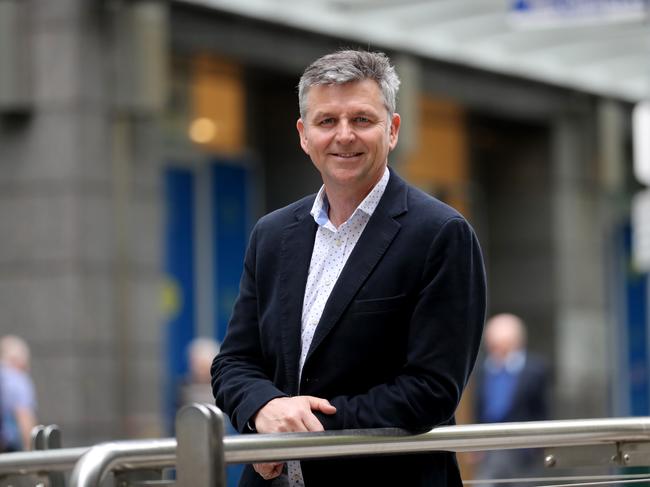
top-left (304, 80), bottom-right (387, 115)
top-left (307, 78), bottom-right (380, 94)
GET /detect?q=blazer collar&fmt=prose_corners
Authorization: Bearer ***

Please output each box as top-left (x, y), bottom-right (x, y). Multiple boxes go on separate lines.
top-left (279, 169), bottom-right (408, 388)
top-left (278, 168), bottom-right (410, 389)
top-left (278, 197), bottom-right (318, 393)
top-left (304, 168), bottom-right (408, 363)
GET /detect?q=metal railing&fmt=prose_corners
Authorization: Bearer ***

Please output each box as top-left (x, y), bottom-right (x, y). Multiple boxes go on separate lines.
top-left (5, 405), bottom-right (650, 487)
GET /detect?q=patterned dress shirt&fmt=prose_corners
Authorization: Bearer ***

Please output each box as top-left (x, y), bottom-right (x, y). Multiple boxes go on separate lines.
top-left (287, 167), bottom-right (390, 487)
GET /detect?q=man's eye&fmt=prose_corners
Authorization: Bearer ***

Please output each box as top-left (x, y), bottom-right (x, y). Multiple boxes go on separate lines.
top-left (319, 118), bottom-right (335, 126)
top-left (354, 117), bottom-right (371, 124)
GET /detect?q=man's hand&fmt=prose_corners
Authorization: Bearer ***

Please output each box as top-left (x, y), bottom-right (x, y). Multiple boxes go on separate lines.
top-left (254, 395), bottom-right (336, 433)
top-left (252, 396), bottom-right (336, 480)
top-left (253, 462), bottom-right (284, 481)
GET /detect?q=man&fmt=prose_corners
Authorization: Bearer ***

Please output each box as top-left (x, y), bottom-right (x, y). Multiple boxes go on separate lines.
top-left (474, 313), bottom-right (549, 486)
top-left (179, 337), bottom-right (221, 407)
top-left (212, 50), bottom-right (486, 487)
top-left (0, 335), bottom-right (37, 452)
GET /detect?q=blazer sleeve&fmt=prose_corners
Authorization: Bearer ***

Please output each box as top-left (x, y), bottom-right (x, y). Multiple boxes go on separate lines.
top-left (211, 224), bottom-right (287, 433)
top-left (316, 217), bottom-right (486, 432)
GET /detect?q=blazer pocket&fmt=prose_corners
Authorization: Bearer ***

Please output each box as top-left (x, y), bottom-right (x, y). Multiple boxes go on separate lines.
top-left (350, 294), bottom-right (409, 314)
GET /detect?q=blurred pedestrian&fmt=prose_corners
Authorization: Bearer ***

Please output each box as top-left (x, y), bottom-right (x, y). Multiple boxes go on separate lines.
top-left (179, 337), bottom-right (220, 407)
top-left (0, 335), bottom-right (37, 451)
top-left (177, 336), bottom-right (244, 486)
top-left (473, 313), bottom-right (549, 486)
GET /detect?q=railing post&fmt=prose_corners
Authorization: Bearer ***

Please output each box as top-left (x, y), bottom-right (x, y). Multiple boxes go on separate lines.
top-left (28, 424), bottom-right (66, 487)
top-left (43, 426), bottom-right (66, 487)
top-left (175, 403), bottom-right (226, 487)
top-left (30, 425), bottom-right (45, 451)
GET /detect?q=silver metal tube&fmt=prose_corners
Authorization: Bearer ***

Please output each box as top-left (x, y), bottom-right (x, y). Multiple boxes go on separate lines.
top-left (69, 439), bottom-right (175, 487)
top-left (224, 417), bottom-right (650, 464)
top-left (176, 403), bottom-right (226, 487)
top-left (0, 447), bottom-right (88, 475)
top-left (13, 416), bottom-right (650, 487)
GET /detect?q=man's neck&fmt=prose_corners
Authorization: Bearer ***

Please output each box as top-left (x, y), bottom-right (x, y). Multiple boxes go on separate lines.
top-left (325, 190), bottom-right (366, 227)
top-left (324, 170), bottom-right (385, 227)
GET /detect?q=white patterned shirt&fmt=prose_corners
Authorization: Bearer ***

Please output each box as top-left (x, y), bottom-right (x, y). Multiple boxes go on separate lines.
top-left (287, 167), bottom-right (390, 487)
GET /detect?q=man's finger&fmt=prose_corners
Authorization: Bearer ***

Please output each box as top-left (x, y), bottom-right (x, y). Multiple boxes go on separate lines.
top-left (306, 396), bottom-right (337, 414)
top-left (302, 412), bottom-right (325, 432)
top-left (253, 462), bottom-right (284, 480)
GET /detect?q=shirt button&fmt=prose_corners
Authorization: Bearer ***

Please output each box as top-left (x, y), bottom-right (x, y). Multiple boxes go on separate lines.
top-left (335, 240), bottom-right (342, 246)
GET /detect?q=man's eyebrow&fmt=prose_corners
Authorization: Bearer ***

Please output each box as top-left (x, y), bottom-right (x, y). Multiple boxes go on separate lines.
top-left (351, 110), bottom-right (376, 117)
top-left (311, 111), bottom-right (334, 119)
top-left (311, 109), bottom-right (378, 119)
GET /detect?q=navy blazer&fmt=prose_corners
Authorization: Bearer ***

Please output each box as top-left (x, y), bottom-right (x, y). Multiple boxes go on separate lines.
top-left (212, 170), bottom-right (486, 487)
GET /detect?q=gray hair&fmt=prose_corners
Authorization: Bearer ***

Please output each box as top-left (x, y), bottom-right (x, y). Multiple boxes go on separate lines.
top-left (298, 50), bottom-right (400, 120)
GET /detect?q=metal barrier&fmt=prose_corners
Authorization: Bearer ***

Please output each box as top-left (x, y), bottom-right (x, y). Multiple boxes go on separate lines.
top-left (0, 447), bottom-right (88, 477)
top-left (31, 424), bottom-right (66, 487)
top-left (5, 405), bottom-right (650, 487)
top-left (69, 438), bottom-right (176, 487)
top-left (176, 402), bottom-right (225, 487)
top-left (0, 425), bottom-right (83, 487)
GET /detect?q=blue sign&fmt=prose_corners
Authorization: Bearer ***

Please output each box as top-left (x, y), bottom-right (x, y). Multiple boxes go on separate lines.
top-left (164, 167), bottom-right (197, 433)
top-left (613, 222), bottom-right (650, 416)
top-left (510, 0), bottom-right (648, 26)
top-left (164, 161), bottom-right (250, 486)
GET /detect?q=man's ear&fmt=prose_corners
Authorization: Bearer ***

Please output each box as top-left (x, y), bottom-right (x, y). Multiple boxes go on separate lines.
top-left (297, 118), bottom-right (309, 154)
top-left (389, 113), bottom-right (401, 151)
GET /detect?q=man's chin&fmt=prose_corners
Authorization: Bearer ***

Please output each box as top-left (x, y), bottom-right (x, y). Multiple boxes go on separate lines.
top-left (326, 169), bottom-right (363, 186)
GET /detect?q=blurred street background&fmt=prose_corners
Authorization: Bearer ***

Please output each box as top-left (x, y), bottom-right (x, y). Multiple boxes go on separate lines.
top-left (0, 2), bottom-right (649, 482)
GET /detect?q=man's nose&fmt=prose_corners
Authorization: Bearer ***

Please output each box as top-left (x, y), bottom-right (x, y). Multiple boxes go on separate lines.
top-left (335, 120), bottom-right (355, 143)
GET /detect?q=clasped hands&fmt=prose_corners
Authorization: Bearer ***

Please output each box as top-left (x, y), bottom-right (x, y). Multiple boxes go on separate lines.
top-left (252, 395), bottom-right (336, 481)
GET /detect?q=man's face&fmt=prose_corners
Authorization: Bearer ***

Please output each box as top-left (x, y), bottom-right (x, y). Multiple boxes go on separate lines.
top-left (485, 320), bottom-right (522, 363)
top-left (297, 79), bottom-right (400, 195)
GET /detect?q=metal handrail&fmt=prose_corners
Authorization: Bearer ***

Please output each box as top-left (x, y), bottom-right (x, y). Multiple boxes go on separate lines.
top-left (4, 413), bottom-right (650, 486)
top-left (65, 416), bottom-right (650, 487)
top-left (68, 438), bottom-right (176, 487)
top-left (222, 417), bottom-right (650, 464)
top-left (0, 447), bottom-right (88, 476)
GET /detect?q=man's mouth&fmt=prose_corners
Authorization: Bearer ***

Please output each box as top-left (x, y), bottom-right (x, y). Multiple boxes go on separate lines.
top-left (332, 152), bottom-right (363, 158)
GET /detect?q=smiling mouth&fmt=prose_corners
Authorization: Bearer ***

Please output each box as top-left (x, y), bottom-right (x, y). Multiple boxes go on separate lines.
top-left (332, 152), bottom-right (363, 158)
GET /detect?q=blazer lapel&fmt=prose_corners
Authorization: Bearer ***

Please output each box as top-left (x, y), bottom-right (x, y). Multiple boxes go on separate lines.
top-left (278, 200), bottom-right (318, 393)
top-left (305, 171), bottom-right (408, 363)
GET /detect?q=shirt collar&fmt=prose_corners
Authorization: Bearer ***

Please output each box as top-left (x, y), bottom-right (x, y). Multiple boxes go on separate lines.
top-left (310, 166), bottom-right (390, 228)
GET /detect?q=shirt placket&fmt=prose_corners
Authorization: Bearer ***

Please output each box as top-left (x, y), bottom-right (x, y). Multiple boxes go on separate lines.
top-left (289, 199), bottom-right (376, 487)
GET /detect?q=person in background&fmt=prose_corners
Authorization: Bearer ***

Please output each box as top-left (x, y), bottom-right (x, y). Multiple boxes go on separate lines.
top-left (179, 337), bottom-right (221, 406)
top-left (178, 336), bottom-right (244, 486)
top-left (0, 335), bottom-right (37, 452)
top-left (474, 313), bottom-right (549, 486)
top-left (212, 49), bottom-right (486, 487)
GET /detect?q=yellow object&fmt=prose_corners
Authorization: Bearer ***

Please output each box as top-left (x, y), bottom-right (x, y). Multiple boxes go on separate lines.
top-left (189, 54), bottom-right (245, 155)
top-left (161, 276), bottom-right (182, 320)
